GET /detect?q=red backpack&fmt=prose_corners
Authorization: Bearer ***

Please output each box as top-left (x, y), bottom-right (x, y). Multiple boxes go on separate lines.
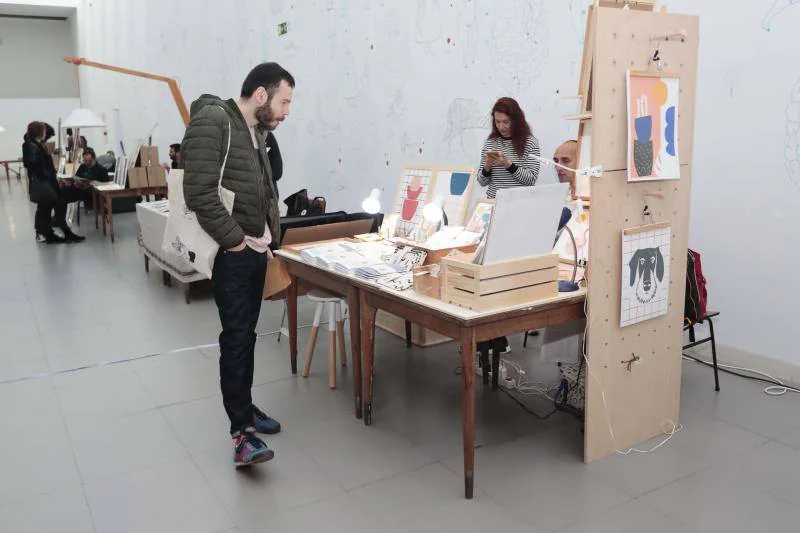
top-left (684, 249), bottom-right (708, 325)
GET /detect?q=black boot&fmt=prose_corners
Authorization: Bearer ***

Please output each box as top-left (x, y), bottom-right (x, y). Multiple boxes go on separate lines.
top-left (63, 229), bottom-right (86, 243)
top-left (43, 231), bottom-right (66, 244)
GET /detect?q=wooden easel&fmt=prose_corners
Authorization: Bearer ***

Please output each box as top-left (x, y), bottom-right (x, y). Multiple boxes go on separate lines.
top-left (573, 1), bottom-right (700, 462)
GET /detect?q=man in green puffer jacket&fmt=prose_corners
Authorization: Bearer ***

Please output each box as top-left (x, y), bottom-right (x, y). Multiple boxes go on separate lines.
top-left (182, 62), bottom-right (294, 467)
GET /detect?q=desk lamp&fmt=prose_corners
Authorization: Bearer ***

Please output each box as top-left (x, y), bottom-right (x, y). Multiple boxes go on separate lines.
top-left (362, 188), bottom-right (381, 214)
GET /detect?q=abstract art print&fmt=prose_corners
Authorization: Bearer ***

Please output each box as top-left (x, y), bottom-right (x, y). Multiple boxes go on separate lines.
top-left (391, 167), bottom-right (437, 239)
top-left (620, 222), bottom-right (671, 327)
top-left (465, 199), bottom-right (494, 237)
top-left (627, 71), bottom-right (680, 182)
top-left (430, 167), bottom-right (475, 225)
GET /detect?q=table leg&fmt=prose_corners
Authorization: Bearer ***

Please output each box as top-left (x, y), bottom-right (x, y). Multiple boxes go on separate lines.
top-left (94, 189), bottom-right (99, 229)
top-left (288, 275), bottom-right (298, 374)
top-left (3, 163), bottom-right (9, 182)
top-left (107, 196), bottom-right (115, 243)
top-left (101, 194), bottom-right (107, 236)
top-left (461, 329), bottom-right (477, 499)
top-left (491, 339), bottom-right (501, 390)
top-left (405, 320), bottom-right (412, 348)
top-left (361, 291), bottom-right (377, 426)
top-left (347, 286), bottom-right (362, 419)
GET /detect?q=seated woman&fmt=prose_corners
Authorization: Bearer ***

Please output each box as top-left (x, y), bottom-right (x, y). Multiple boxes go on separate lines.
top-left (22, 121), bottom-right (84, 243)
top-left (476, 97), bottom-right (542, 355)
top-left (477, 97), bottom-right (542, 199)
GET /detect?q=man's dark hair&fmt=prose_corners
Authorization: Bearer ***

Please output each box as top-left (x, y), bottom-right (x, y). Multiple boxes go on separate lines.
top-left (83, 147), bottom-right (96, 159)
top-left (66, 128), bottom-right (73, 136)
top-left (240, 62), bottom-right (295, 99)
top-left (170, 143), bottom-right (181, 152)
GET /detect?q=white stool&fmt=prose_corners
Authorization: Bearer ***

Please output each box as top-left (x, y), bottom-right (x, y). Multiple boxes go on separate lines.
top-left (302, 290), bottom-right (347, 389)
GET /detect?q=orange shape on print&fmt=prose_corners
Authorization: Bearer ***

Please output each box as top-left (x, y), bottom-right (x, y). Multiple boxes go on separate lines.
top-left (653, 80), bottom-right (669, 106)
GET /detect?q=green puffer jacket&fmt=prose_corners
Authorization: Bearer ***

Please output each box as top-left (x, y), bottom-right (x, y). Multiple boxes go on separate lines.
top-left (182, 95), bottom-right (281, 250)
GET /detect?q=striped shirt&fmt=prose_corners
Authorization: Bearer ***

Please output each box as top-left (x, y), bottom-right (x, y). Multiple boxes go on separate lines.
top-left (477, 134), bottom-right (541, 199)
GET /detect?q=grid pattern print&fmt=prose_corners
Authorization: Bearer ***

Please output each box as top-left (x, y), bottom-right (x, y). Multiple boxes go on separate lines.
top-left (620, 225), bottom-right (671, 328)
top-left (392, 169), bottom-right (434, 238)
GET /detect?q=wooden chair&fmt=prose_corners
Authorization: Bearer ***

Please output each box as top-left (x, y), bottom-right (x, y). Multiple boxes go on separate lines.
top-left (301, 290), bottom-right (347, 389)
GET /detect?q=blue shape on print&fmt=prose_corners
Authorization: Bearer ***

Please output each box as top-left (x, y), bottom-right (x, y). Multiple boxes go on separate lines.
top-left (634, 116), bottom-right (652, 141)
top-left (665, 106), bottom-right (676, 156)
top-left (450, 172), bottom-right (470, 195)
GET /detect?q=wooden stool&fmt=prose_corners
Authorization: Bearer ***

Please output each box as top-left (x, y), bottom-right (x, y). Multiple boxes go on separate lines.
top-left (302, 290), bottom-right (347, 388)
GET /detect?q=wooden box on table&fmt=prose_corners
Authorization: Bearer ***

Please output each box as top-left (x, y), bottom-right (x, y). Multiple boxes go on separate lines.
top-left (440, 252), bottom-right (559, 311)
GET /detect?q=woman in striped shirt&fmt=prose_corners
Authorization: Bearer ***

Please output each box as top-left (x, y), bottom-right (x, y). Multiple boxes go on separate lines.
top-left (477, 97), bottom-right (541, 199)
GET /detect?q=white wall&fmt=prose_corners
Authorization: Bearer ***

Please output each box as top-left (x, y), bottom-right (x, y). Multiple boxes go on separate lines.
top-left (0, 13), bottom-right (79, 160)
top-left (0, 97), bottom-right (80, 160)
top-left (0, 17), bottom-right (78, 98)
top-left (74, 0), bottom-right (800, 370)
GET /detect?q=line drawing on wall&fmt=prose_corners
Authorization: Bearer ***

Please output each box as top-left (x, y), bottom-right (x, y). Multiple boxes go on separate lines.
top-left (456, 0), bottom-right (479, 66)
top-left (443, 98), bottom-right (487, 152)
top-left (786, 76), bottom-right (800, 191)
top-left (415, 0), bottom-right (442, 43)
top-left (490, 0), bottom-right (549, 94)
top-left (762, 0), bottom-right (800, 31)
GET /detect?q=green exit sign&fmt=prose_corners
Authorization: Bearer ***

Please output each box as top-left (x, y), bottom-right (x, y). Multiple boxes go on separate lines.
top-left (278, 22), bottom-right (289, 36)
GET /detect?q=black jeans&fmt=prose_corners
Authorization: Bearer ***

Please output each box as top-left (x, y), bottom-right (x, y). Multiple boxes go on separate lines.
top-left (34, 196), bottom-right (68, 235)
top-left (212, 246), bottom-right (268, 434)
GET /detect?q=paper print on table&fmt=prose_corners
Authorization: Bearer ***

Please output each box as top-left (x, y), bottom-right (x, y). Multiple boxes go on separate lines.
top-left (430, 168), bottom-right (475, 225)
top-left (627, 71), bottom-right (680, 182)
top-left (391, 167), bottom-right (437, 239)
top-left (620, 223), bottom-right (671, 327)
top-left (464, 200), bottom-right (494, 237)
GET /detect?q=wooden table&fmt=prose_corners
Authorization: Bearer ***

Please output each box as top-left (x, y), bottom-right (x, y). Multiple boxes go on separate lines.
top-left (93, 184), bottom-right (168, 243)
top-left (280, 255), bottom-right (366, 419)
top-left (1, 159), bottom-right (23, 182)
top-left (277, 249), bottom-right (586, 499)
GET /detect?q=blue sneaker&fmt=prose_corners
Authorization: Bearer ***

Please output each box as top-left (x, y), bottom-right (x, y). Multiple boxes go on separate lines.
top-left (251, 405), bottom-right (282, 435)
top-left (233, 431), bottom-right (274, 467)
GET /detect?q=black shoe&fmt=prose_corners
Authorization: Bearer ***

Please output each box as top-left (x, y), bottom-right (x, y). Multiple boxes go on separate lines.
top-left (44, 232), bottom-right (66, 244)
top-left (63, 230), bottom-right (85, 243)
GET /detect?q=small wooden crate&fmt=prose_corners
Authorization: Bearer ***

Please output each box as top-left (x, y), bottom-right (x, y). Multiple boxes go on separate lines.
top-left (412, 264), bottom-right (441, 299)
top-left (440, 252), bottom-right (559, 311)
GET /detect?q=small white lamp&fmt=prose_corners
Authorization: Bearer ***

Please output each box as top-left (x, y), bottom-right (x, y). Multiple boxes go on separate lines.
top-left (422, 195), bottom-right (445, 224)
top-left (362, 188), bottom-right (382, 214)
top-left (0, 125), bottom-right (5, 134)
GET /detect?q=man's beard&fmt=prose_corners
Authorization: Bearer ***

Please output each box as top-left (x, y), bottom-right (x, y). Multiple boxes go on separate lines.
top-left (254, 103), bottom-right (278, 130)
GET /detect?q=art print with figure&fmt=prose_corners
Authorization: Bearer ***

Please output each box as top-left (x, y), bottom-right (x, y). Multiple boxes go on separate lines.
top-left (626, 71), bottom-right (680, 182)
top-left (620, 222), bottom-right (671, 327)
top-left (391, 167), bottom-right (437, 239)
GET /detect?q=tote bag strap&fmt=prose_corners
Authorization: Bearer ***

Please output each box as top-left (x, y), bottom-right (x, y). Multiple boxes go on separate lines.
top-left (216, 105), bottom-right (232, 188)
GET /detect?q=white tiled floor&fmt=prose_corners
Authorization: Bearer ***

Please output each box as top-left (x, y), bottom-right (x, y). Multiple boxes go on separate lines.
top-left (1, 178), bottom-right (800, 532)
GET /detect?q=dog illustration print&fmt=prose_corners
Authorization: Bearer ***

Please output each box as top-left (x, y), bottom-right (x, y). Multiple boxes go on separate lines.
top-left (629, 247), bottom-right (664, 303)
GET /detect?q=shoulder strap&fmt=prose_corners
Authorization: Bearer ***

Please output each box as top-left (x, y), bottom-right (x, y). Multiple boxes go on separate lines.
top-left (216, 105), bottom-right (232, 188)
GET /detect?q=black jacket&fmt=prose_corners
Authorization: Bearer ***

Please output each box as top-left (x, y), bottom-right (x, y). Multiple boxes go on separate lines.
top-left (22, 139), bottom-right (58, 190)
top-left (181, 95), bottom-right (281, 250)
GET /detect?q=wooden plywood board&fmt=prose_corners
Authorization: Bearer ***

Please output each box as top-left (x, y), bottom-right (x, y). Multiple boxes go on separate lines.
top-left (591, 8), bottom-right (698, 172)
top-left (584, 7), bottom-right (698, 463)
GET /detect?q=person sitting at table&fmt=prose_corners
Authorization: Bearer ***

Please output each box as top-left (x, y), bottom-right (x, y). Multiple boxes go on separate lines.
top-left (554, 140), bottom-right (578, 198)
top-left (96, 149), bottom-right (116, 172)
top-left (477, 96), bottom-right (542, 199)
top-left (164, 143), bottom-right (182, 170)
top-left (61, 148), bottom-right (111, 210)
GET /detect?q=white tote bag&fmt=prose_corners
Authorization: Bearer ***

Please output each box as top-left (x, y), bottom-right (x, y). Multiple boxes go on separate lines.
top-left (162, 113), bottom-right (234, 278)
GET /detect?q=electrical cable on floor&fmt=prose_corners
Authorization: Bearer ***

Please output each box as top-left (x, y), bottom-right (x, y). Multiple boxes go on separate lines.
top-left (682, 353), bottom-right (800, 396)
top-left (497, 386), bottom-right (560, 420)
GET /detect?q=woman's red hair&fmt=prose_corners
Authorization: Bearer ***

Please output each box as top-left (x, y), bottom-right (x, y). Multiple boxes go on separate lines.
top-left (489, 97), bottom-right (532, 157)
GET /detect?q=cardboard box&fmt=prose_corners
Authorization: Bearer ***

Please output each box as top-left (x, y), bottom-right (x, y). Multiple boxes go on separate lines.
top-left (147, 165), bottom-right (167, 187)
top-left (139, 146), bottom-right (160, 167)
top-left (128, 167), bottom-right (148, 189)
